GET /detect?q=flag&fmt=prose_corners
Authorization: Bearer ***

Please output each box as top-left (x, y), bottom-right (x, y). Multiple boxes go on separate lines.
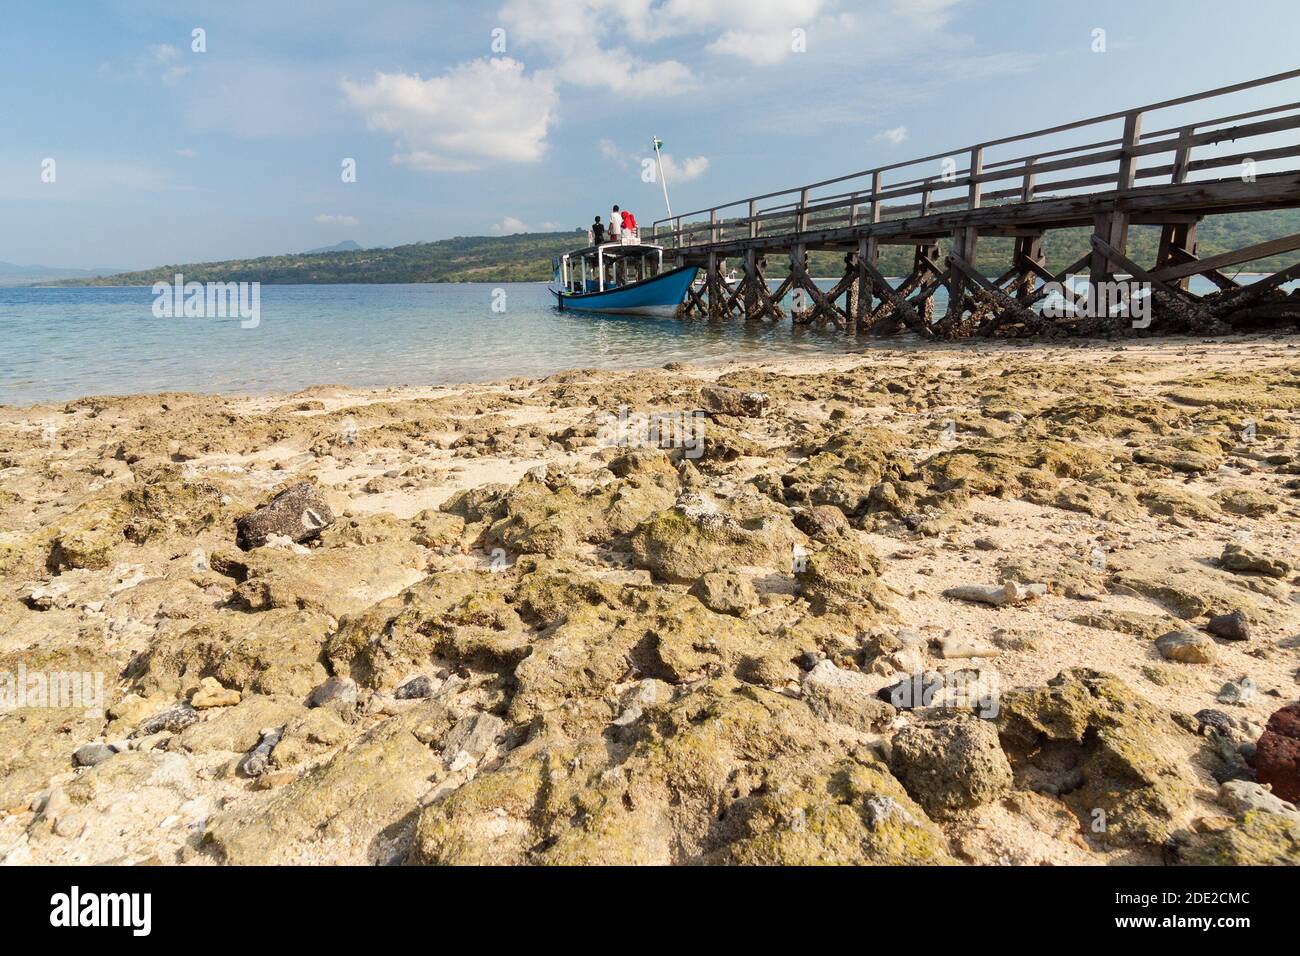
top-left (652, 137), bottom-right (663, 151)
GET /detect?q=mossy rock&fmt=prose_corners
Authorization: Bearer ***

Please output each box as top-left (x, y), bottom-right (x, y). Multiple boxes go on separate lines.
top-left (1139, 484), bottom-right (1220, 521)
top-left (1072, 608), bottom-right (1182, 641)
top-left (134, 607), bottom-right (333, 699)
top-left (629, 493), bottom-right (803, 583)
top-left (413, 678), bottom-right (952, 866)
top-left (0, 708), bottom-right (106, 813)
top-left (1172, 811), bottom-right (1300, 865)
top-left (1133, 434), bottom-right (1227, 474)
top-left (998, 669), bottom-right (1196, 848)
top-left (1165, 375), bottom-right (1300, 412)
top-left (796, 539), bottom-right (891, 615)
top-left (1214, 487), bottom-right (1280, 517)
top-left (328, 570), bottom-right (529, 687)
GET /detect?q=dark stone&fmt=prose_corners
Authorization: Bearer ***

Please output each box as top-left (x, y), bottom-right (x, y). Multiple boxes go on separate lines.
top-left (241, 727), bottom-right (282, 778)
top-left (309, 676), bottom-right (358, 710)
top-left (1255, 702), bottom-right (1300, 803)
top-left (1207, 610), bottom-right (1251, 641)
top-left (72, 743), bottom-right (117, 767)
top-left (796, 650), bottom-right (825, 671)
top-left (395, 675), bottom-right (435, 700)
top-left (1195, 708), bottom-right (1236, 738)
top-left (132, 704), bottom-right (198, 738)
top-left (235, 481), bottom-right (335, 550)
top-left (1211, 764), bottom-right (1256, 785)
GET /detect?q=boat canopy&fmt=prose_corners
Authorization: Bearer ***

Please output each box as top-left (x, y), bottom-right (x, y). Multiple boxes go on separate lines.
top-left (554, 239), bottom-right (667, 295)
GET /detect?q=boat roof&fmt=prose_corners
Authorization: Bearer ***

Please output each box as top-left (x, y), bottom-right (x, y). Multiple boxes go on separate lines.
top-left (562, 241), bottom-right (665, 258)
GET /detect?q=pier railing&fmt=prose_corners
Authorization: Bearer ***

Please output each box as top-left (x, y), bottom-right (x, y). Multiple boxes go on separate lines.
top-left (651, 69), bottom-right (1300, 250)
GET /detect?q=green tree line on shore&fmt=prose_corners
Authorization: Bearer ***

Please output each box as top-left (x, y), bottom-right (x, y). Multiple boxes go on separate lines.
top-left (55, 208), bottom-right (1300, 286)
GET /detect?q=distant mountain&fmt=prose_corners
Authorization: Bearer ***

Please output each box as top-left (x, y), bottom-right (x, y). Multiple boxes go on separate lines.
top-left (303, 239), bottom-right (363, 254)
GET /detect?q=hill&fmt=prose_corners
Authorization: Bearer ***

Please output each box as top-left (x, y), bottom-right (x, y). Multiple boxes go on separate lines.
top-left (56, 231), bottom-right (587, 286)
top-left (303, 239), bottom-right (364, 254)
top-left (50, 209), bottom-right (1300, 286)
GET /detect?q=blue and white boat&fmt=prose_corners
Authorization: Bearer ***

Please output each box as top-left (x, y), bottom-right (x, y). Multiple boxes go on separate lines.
top-left (550, 238), bottom-right (698, 317)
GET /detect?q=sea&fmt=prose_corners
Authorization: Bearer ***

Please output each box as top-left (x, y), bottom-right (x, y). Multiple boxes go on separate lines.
top-left (0, 276), bottom-right (1261, 406)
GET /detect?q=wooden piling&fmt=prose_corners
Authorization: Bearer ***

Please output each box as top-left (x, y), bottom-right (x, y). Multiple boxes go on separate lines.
top-left (656, 71), bottom-right (1300, 340)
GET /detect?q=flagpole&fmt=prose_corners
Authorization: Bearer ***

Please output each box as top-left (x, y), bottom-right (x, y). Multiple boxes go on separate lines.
top-left (652, 136), bottom-right (672, 219)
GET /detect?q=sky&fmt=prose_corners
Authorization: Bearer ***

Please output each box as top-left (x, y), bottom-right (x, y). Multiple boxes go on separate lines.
top-left (2, 0), bottom-right (1298, 270)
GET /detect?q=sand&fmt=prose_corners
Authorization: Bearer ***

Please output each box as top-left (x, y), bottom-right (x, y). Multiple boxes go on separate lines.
top-left (0, 332), bottom-right (1297, 865)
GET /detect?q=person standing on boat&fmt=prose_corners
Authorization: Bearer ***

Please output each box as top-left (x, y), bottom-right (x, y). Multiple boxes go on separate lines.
top-left (607, 207), bottom-right (623, 284)
top-left (591, 216), bottom-right (605, 245)
top-left (621, 207), bottom-right (638, 241)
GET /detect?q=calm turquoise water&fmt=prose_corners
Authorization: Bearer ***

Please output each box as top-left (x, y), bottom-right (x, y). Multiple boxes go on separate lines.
top-left (0, 282), bottom-right (866, 407)
top-left (0, 275), bottom-right (1256, 407)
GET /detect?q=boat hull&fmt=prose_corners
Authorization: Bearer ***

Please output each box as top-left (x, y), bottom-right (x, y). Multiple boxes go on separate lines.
top-left (553, 264), bottom-right (698, 316)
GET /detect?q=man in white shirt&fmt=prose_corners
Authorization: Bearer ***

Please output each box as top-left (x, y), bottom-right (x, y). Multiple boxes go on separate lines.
top-left (608, 205), bottom-right (622, 241)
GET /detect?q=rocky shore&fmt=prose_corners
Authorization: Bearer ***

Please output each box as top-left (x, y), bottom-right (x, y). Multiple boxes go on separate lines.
top-left (1, 333), bottom-right (1298, 865)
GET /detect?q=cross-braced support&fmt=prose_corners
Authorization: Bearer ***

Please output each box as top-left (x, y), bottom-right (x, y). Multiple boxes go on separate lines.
top-left (670, 217), bottom-right (1299, 338)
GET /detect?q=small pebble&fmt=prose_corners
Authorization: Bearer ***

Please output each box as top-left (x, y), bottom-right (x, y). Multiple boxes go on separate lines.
top-left (394, 675), bottom-right (435, 700)
top-left (72, 743), bottom-right (117, 768)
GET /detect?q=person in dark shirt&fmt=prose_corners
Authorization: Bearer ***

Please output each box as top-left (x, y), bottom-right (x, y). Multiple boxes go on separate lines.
top-left (591, 216), bottom-right (605, 245)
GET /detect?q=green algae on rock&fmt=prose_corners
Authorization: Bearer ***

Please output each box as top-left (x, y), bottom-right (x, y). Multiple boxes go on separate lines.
top-left (998, 669), bottom-right (1196, 847)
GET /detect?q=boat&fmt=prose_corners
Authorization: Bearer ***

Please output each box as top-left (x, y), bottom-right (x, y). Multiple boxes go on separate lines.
top-left (550, 237), bottom-right (698, 317)
top-left (691, 267), bottom-right (739, 290)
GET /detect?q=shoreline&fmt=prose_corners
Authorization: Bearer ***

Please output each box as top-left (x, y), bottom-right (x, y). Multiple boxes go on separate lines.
top-left (6, 326), bottom-right (1297, 413)
top-left (1, 334), bottom-right (1298, 864)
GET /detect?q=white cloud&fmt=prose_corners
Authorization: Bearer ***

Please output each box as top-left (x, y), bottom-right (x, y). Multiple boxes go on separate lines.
top-left (706, 29), bottom-right (800, 66)
top-left (497, 0), bottom-right (975, 80)
top-left (315, 214), bottom-right (359, 226)
top-left (175, 148), bottom-right (197, 158)
top-left (661, 153), bottom-right (710, 182)
top-left (690, 1), bottom-right (838, 65)
top-left (490, 216), bottom-right (562, 234)
top-left (542, 46), bottom-right (693, 96)
top-left (151, 44), bottom-right (180, 63)
top-left (600, 139), bottom-right (709, 182)
top-left (499, 0), bottom-right (696, 94)
top-left (341, 58), bottom-right (557, 172)
top-left (876, 126), bottom-right (908, 144)
top-left (335, 2), bottom-right (975, 176)
top-left (500, 0), bottom-right (838, 71)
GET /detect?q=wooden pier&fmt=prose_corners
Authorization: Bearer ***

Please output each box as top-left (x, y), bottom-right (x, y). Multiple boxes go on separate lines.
top-left (653, 70), bottom-right (1300, 338)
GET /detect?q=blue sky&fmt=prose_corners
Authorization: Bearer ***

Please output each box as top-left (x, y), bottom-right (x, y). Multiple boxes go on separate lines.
top-left (2, 0), bottom-right (1298, 270)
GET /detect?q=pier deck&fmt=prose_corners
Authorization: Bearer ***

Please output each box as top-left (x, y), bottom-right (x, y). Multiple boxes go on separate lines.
top-left (652, 69), bottom-right (1300, 337)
